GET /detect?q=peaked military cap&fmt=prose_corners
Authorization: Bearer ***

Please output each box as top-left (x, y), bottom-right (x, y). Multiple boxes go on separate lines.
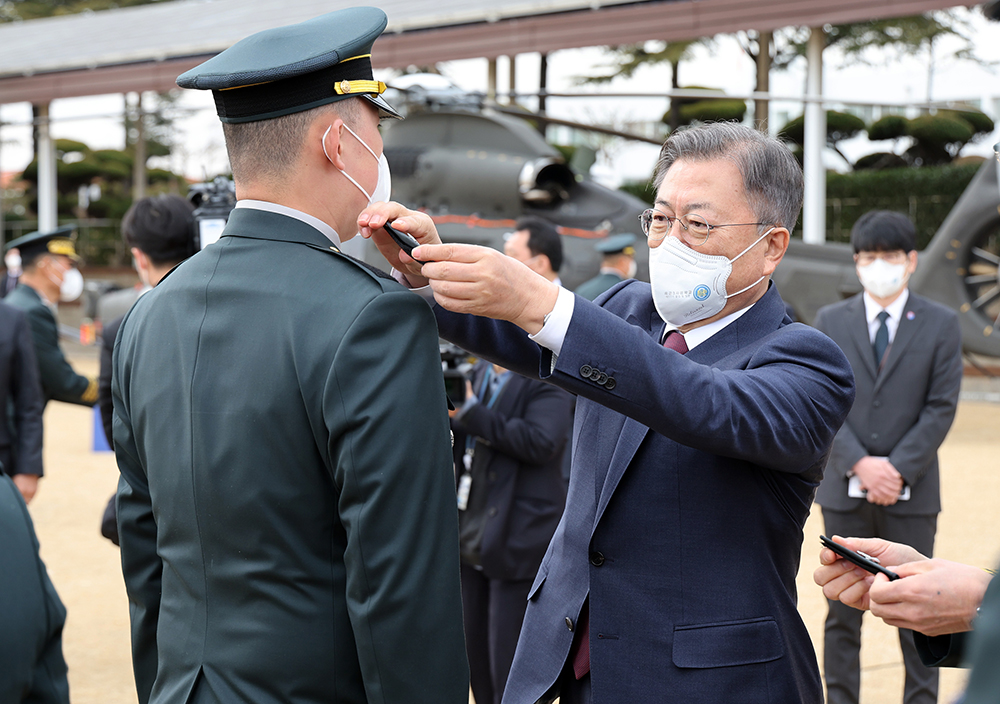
top-left (6, 225), bottom-right (81, 262)
top-left (595, 233), bottom-right (637, 256)
top-left (177, 6), bottom-right (401, 124)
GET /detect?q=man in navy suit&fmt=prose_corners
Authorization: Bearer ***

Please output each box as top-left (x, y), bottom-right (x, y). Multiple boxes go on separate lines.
top-left (814, 211), bottom-right (963, 704)
top-left (360, 122), bottom-right (855, 703)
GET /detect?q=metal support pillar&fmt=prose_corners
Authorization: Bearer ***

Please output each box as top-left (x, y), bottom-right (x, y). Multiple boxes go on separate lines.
top-left (36, 102), bottom-right (57, 233)
top-left (132, 92), bottom-right (147, 202)
top-left (508, 55), bottom-right (517, 105)
top-left (487, 58), bottom-right (497, 104)
top-left (802, 28), bottom-right (826, 244)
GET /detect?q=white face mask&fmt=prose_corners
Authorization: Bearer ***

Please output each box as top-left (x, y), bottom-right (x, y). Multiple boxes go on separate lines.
top-left (626, 259), bottom-right (638, 280)
top-left (322, 122), bottom-right (391, 218)
top-left (857, 258), bottom-right (909, 299)
top-left (649, 228), bottom-right (773, 327)
top-left (5, 252), bottom-right (21, 271)
top-left (57, 266), bottom-right (84, 302)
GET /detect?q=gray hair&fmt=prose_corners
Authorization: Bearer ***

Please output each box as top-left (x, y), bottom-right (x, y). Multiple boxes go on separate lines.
top-left (652, 122), bottom-right (803, 231)
top-left (222, 98), bottom-right (362, 184)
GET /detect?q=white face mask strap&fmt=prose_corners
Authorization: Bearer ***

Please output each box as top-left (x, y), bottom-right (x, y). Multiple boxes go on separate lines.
top-left (724, 227), bottom-right (774, 300)
top-left (341, 122), bottom-right (379, 160)
top-left (323, 124), bottom-right (373, 203)
top-left (731, 227), bottom-right (775, 263)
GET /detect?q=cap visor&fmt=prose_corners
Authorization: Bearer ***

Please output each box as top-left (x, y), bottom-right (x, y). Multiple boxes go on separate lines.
top-left (364, 93), bottom-right (403, 120)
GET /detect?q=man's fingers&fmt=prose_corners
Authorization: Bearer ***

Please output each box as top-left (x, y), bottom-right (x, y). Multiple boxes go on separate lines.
top-left (414, 243), bottom-right (491, 265)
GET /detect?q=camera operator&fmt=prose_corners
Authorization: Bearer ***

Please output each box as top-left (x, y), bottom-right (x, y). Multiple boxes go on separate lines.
top-left (97, 194), bottom-right (195, 544)
top-left (449, 360), bottom-right (574, 704)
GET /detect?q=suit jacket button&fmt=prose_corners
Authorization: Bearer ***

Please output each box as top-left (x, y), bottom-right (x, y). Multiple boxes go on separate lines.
top-left (604, 377), bottom-right (616, 390)
top-left (565, 617), bottom-right (574, 631)
top-left (596, 372), bottom-right (608, 384)
top-left (488, 506), bottom-right (498, 517)
top-left (580, 365), bottom-right (593, 379)
top-left (590, 551), bottom-right (605, 566)
top-left (873, 400), bottom-right (881, 408)
top-left (871, 433), bottom-right (879, 441)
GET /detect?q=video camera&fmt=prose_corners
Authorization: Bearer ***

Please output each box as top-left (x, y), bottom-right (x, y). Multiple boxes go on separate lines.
top-left (188, 176), bottom-right (237, 254)
top-left (441, 342), bottom-right (475, 406)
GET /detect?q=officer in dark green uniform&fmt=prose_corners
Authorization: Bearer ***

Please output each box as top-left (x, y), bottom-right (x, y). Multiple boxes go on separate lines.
top-left (112, 8), bottom-right (468, 704)
top-left (574, 233), bottom-right (638, 301)
top-left (5, 226), bottom-right (98, 408)
top-left (0, 474), bottom-right (70, 704)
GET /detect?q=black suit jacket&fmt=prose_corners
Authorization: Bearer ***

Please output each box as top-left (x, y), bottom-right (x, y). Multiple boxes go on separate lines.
top-left (814, 291), bottom-right (963, 515)
top-left (0, 301), bottom-right (44, 477)
top-left (113, 207), bottom-right (469, 704)
top-left (451, 362), bottom-right (573, 582)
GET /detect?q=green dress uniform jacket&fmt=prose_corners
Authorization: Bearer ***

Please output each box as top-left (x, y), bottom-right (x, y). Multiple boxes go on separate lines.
top-left (5, 284), bottom-right (97, 407)
top-left (0, 474), bottom-right (69, 704)
top-left (112, 207), bottom-right (469, 704)
top-left (574, 271), bottom-right (624, 302)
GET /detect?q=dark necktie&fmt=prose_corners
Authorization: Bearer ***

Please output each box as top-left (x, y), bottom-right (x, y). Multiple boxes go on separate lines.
top-left (873, 311), bottom-right (890, 368)
top-left (663, 330), bottom-right (689, 354)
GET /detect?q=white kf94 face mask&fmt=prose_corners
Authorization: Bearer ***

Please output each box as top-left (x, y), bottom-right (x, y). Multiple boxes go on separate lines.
top-left (322, 123), bottom-right (392, 206)
top-left (649, 228), bottom-right (773, 327)
top-left (856, 258), bottom-right (909, 299)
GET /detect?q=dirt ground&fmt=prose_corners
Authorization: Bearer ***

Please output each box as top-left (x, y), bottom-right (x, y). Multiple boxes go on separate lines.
top-left (26, 352), bottom-right (1000, 704)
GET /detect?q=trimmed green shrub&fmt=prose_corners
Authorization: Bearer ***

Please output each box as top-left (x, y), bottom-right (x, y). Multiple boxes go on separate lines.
top-left (778, 111), bottom-right (867, 147)
top-left (867, 116), bottom-right (908, 142)
top-left (853, 152), bottom-right (908, 171)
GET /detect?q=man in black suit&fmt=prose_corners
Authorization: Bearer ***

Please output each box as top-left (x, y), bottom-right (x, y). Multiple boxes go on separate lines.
top-left (97, 194), bottom-right (194, 544)
top-left (814, 210), bottom-right (964, 704)
top-left (113, 9), bottom-right (468, 703)
top-left (451, 360), bottom-right (574, 704)
top-left (0, 301), bottom-right (44, 502)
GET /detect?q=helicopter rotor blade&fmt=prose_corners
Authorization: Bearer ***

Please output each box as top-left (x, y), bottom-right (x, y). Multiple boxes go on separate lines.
top-left (490, 106), bottom-right (664, 145)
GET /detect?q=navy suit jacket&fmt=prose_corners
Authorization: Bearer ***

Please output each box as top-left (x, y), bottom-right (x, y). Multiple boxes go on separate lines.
top-left (0, 301), bottom-right (44, 477)
top-left (435, 281), bottom-right (855, 704)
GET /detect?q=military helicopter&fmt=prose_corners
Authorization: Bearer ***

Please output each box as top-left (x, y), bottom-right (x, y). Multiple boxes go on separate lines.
top-left (343, 75), bottom-right (1000, 359)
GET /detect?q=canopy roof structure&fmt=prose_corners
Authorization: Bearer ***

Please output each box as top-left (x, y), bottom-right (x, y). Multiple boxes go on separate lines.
top-left (0, 0), bottom-right (973, 105)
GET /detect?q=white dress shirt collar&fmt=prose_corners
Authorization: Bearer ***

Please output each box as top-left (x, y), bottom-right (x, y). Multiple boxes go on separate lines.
top-left (663, 303), bottom-right (756, 351)
top-left (863, 288), bottom-right (909, 344)
top-left (234, 200), bottom-right (342, 247)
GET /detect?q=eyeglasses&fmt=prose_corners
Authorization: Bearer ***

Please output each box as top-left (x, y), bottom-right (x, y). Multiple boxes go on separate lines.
top-left (639, 209), bottom-right (768, 246)
top-left (854, 251), bottom-right (908, 266)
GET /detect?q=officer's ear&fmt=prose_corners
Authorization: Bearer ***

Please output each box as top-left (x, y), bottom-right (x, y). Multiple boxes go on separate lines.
top-left (316, 117), bottom-right (348, 172)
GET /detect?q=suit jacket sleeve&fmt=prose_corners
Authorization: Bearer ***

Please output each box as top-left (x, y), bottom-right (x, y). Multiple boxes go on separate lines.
top-left (98, 318), bottom-right (122, 447)
top-left (24, 304), bottom-right (96, 406)
top-left (814, 307), bottom-right (869, 476)
top-left (887, 311), bottom-right (963, 486)
top-left (11, 309), bottom-right (44, 477)
top-left (439, 290), bottom-right (854, 474)
top-left (112, 313), bottom-right (162, 704)
top-left (454, 378), bottom-right (574, 466)
top-left (328, 291), bottom-right (469, 704)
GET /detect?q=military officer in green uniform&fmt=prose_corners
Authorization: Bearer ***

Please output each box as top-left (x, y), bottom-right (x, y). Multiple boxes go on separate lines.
top-left (574, 233), bottom-right (638, 301)
top-left (112, 8), bottom-right (468, 704)
top-left (5, 227), bottom-right (98, 408)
